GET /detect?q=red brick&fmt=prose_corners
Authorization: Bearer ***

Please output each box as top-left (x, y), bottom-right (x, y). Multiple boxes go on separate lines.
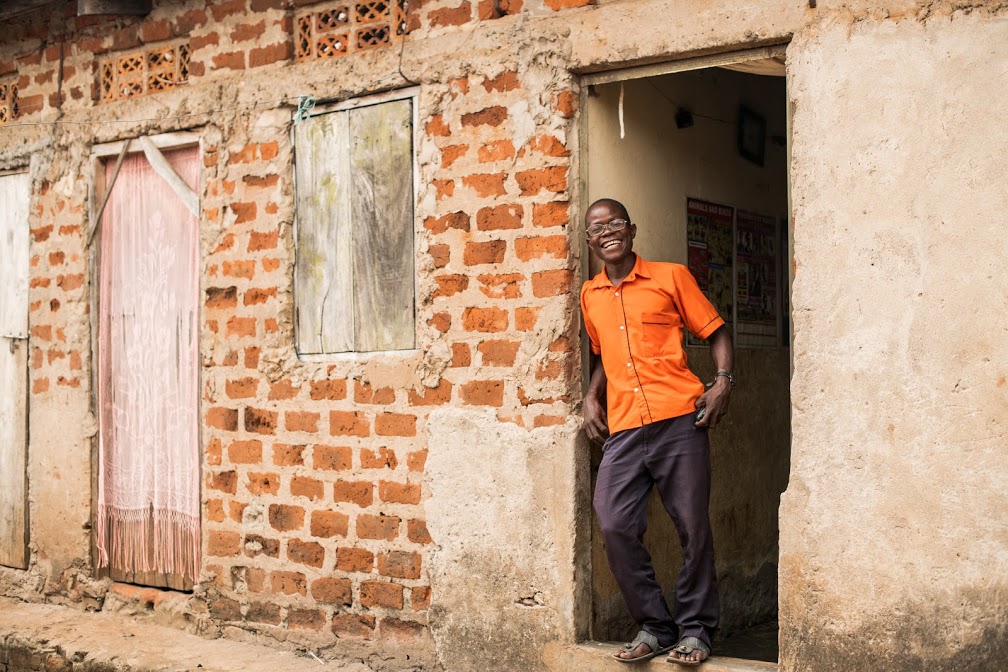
top-left (382, 618), bottom-right (426, 639)
top-left (360, 446), bottom-right (399, 469)
top-left (357, 513), bottom-right (400, 541)
top-left (428, 312), bottom-right (451, 333)
top-left (533, 201), bottom-right (569, 228)
top-left (210, 597), bottom-right (240, 620)
top-left (248, 602), bottom-right (283, 626)
top-left (432, 273), bottom-right (469, 299)
top-left (228, 501), bottom-right (247, 522)
top-left (433, 179), bottom-right (454, 200)
top-left (378, 551), bottom-right (421, 579)
top-left (482, 70), bottom-right (519, 92)
top-left (207, 530), bottom-right (241, 556)
top-left (477, 204), bottom-right (522, 230)
top-left (516, 166), bottom-right (567, 195)
top-left (536, 358), bottom-right (563, 380)
top-left (175, 9), bottom-right (209, 35)
top-left (248, 229), bottom-right (278, 251)
top-left (408, 518), bottom-right (432, 544)
top-left (534, 414), bottom-right (566, 427)
top-left (423, 212), bottom-right (470, 234)
top-left (515, 235), bottom-right (568, 261)
top-left (226, 377), bottom-right (259, 399)
top-left (269, 504), bottom-right (305, 532)
top-left (140, 18), bottom-right (172, 42)
top-left (207, 470), bottom-right (237, 494)
top-left (462, 173), bottom-right (506, 198)
top-left (226, 316), bottom-right (256, 337)
top-left (291, 475), bottom-right (324, 500)
top-left (273, 443), bottom-right (305, 466)
top-left (244, 534), bottom-right (280, 558)
top-left (231, 201), bottom-right (257, 223)
top-left (247, 472), bottom-right (280, 495)
top-left (478, 139), bottom-right (515, 163)
top-left (441, 143), bottom-right (468, 168)
top-left (426, 114), bottom-right (450, 138)
top-left (477, 273), bottom-right (524, 299)
top-left (515, 306), bottom-right (540, 330)
top-left (379, 480), bottom-right (421, 505)
top-left (530, 134), bottom-right (570, 157)
top-left (314, 444), bottom-right (352, 471)
top-left (231, 20), bottom-right (266, 42)
top-left (212, 51), bottom-right (245, 71)
top-left (407, 450), bottom-right (428, 472)
top-left (242, 174), bottom-right (280, 189)
top-left (228, 439), bottom-right (262, 464)
top-left (330, 410), bottom-right (369, 436)
top-left (310, 510), bottom-right (349, 538)
top-left (249, 41), bottom-right (293, 67)
top-left (288, 608), bottom-right (325, 631)
top-left (478, 339), bottom-right (520, 366)
top-left (463, 240), bottom-right (506, 265)
top-left (360, 581), bottom-right (404, 609)
top-left (260, 141), bottom-right (280, 160)
top-left (207, 407), bottom-right (238, 431)
top-left (375, 413), bottom-right (416, 437)
top-left (332, 613), bottom-right (375, 639)
top-left (461, 105), bottom-right (507, 127)
top-left (285, 410), bottom-right (320, 433)
top-left (336, 547), bottom-right (374, 573)
top-left (270, 379), bottom-right (302, 400)
top-left (245, 407), bottom-right (277, 434)
top-left (411, 585), bottom-right (432, 610)
top-left (462, 306), bottom-right (508, 332)
top-left (271, 570), bottom-right (307, 596)
top-left (407, 379), bottom-right (453, 406)
top-left (461, 380), bottom-right (504, 406)
top-left (429, 1), bottom-right (472, 27)
top-left (531, 269), bottom-right (574, 297)
top-left (334, 480), bottom-right (373, 507)
top-left (288, 538), bottom-right (325, 568)
top-left (556, 90), bottom-right (577, 117)
top-left (244, 346), bottom-right (260, 368)
top-left (429, 244), bottom-right (450, 268)
top-left (244, 287), bottom-right (276, 306)
top-left (311, 577), bottom-right (352, 605)
top-left (310, 378), bottom-right (347, 400)
top-left (354, 380), bottom-right (395, 404)
top-left (207, 439), bottom-right (222, 466)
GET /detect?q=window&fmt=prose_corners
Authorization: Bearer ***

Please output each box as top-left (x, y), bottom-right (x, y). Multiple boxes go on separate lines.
top-left (294, 94), bottom-right (416, 355)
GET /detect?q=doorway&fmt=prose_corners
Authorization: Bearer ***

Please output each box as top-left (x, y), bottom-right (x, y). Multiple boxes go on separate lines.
top-left (91, 139), bottom-right (202, 590)
top-left (581, 49), bottom-right (791, 663)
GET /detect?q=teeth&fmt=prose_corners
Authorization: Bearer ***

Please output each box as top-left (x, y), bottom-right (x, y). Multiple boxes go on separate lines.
top-left (603, 241), bottom-right (619, 249)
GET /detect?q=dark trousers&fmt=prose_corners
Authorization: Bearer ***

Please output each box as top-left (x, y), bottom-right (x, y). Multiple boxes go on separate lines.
top-left (593, 413), bottom-right (719, 647)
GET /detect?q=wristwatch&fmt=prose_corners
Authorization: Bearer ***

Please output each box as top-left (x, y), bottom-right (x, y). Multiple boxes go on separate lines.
top-left (714, 370), bottom-right (735, 386)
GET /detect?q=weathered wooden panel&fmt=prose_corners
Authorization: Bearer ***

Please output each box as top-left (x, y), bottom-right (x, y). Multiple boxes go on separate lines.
top-left (349, 100), bottom-right (415, 351)
top-left (295, 112), bottom-right (354, 354)
top-left (0, 170), bottom-right (30, 570)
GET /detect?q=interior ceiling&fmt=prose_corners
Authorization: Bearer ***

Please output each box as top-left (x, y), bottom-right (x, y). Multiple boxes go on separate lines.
top-left (0, 0), bottom-right (57, 20)
top-left (719, 57), bottom-right (787, 77)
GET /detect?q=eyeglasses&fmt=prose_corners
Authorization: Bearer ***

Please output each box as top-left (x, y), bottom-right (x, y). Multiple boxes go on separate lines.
top-left (586, 218), bottom-right (630, 238)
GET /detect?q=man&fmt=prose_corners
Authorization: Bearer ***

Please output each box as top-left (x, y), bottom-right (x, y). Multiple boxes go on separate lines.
top-left (580, 198), bottom-right (734, 666)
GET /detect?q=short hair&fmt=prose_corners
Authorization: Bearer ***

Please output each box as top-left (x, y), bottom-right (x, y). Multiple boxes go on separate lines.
top-left (586, 198), bottom-right (630, 221)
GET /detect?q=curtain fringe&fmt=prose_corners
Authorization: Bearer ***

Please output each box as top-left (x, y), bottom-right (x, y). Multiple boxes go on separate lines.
top-left (96, 505), bottom-right (200, 579)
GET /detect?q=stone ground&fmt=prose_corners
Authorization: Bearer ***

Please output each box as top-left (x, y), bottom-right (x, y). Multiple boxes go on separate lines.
top-left (0, 596), bottom-right (363, 672)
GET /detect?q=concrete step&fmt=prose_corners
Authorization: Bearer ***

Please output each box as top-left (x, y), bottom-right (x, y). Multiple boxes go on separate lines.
top-left (551, 641), bottom-right (777, 672)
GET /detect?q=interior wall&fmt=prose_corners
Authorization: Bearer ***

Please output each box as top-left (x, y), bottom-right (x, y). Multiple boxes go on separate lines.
top-left (585, 67), bottom-right (790, 640)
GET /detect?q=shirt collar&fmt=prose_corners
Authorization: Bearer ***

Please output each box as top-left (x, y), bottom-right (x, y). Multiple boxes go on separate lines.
top-left (588, 254), bottom-right (650, 289)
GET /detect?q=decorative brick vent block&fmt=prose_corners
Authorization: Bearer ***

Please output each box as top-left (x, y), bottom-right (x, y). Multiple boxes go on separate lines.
top-left (100, 43), bottom-right (190, 102)
top-left (0, 81), bottom-right (18, 123)
top-left (296, 0), bottom-right (410, 61)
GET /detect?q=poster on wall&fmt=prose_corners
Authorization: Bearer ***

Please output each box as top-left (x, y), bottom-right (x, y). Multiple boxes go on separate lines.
top-left (686, 197), bottom-right (734, 346)
top-left (735, 209), bottom-right (780, 347)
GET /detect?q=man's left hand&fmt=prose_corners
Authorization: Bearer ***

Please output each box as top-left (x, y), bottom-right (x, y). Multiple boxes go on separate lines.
top-left (694, 377), bottom-right (732, 429)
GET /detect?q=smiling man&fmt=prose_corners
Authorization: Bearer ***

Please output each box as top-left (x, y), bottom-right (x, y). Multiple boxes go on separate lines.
top-left (580, 198), bottom-right (734, 666)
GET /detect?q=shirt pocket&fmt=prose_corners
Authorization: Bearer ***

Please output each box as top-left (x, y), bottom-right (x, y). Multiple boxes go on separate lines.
top-left (641, 312), bottom-right (681, 357)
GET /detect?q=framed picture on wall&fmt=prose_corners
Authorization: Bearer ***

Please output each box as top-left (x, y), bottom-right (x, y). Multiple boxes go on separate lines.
top-left (737, 105), bottom-right (766, 166)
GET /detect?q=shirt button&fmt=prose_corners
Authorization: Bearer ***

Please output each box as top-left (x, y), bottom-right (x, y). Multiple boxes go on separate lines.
top-left (634, 387), bottom-right (639, 392)
top-left (615, 292), bottom-right (620, 297)
top-left (626, 362), bottom-right (631, 367)
top-left (619, 325), bottom-right (624, 330)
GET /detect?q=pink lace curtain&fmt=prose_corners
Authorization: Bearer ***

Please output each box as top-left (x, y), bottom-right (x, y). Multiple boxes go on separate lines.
top-left (96, 146), bottom-right (200, 581)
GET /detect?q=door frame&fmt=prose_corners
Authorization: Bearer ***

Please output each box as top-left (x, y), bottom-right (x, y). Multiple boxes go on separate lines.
top-left (88, 131), bottom-right (203, 590)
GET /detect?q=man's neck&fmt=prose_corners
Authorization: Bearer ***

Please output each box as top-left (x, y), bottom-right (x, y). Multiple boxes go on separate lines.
top-left (604, 253), bottom-right (637, 288)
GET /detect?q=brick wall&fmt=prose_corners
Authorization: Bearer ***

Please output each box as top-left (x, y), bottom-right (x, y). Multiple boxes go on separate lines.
top-left (0, 0), bottom-right (585, 653)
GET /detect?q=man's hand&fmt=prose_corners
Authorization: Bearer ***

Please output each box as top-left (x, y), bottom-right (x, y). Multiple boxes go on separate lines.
top-left (583, 391), bottom-right (610, 445)
top-left (694, 377), bottom-right (732, 429)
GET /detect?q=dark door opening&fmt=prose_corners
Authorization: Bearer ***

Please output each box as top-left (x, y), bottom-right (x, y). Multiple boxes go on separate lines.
top-left (583, 54), bottom-right (791, 663)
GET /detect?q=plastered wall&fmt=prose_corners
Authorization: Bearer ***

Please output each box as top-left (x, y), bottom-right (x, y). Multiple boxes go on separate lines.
top-left (0, 0), bottom-right (1005, 670)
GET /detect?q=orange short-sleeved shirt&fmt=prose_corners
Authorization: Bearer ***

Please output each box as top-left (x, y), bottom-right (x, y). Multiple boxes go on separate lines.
top-left (580, 256), bottom-right (725, 434)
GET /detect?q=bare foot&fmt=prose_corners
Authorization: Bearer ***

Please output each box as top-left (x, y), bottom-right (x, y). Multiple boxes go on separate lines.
top-left (668, 647), bottom-right (708, 664)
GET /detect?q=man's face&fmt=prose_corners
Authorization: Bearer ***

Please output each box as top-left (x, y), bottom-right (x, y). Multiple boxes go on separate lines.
top-left (586, 203), bottom-right (636, 265)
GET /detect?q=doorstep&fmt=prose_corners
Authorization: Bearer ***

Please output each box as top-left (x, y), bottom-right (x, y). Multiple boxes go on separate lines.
top-left (552, 641), bottom-right (778, 672)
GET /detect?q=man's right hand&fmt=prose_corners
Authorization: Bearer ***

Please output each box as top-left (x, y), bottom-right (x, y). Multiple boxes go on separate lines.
top-left (583, 392), bottom-right (609, 445)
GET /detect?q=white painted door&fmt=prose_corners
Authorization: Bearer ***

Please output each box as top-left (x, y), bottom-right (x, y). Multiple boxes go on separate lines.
top-left (0, 170), bottom-right (30, 569)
